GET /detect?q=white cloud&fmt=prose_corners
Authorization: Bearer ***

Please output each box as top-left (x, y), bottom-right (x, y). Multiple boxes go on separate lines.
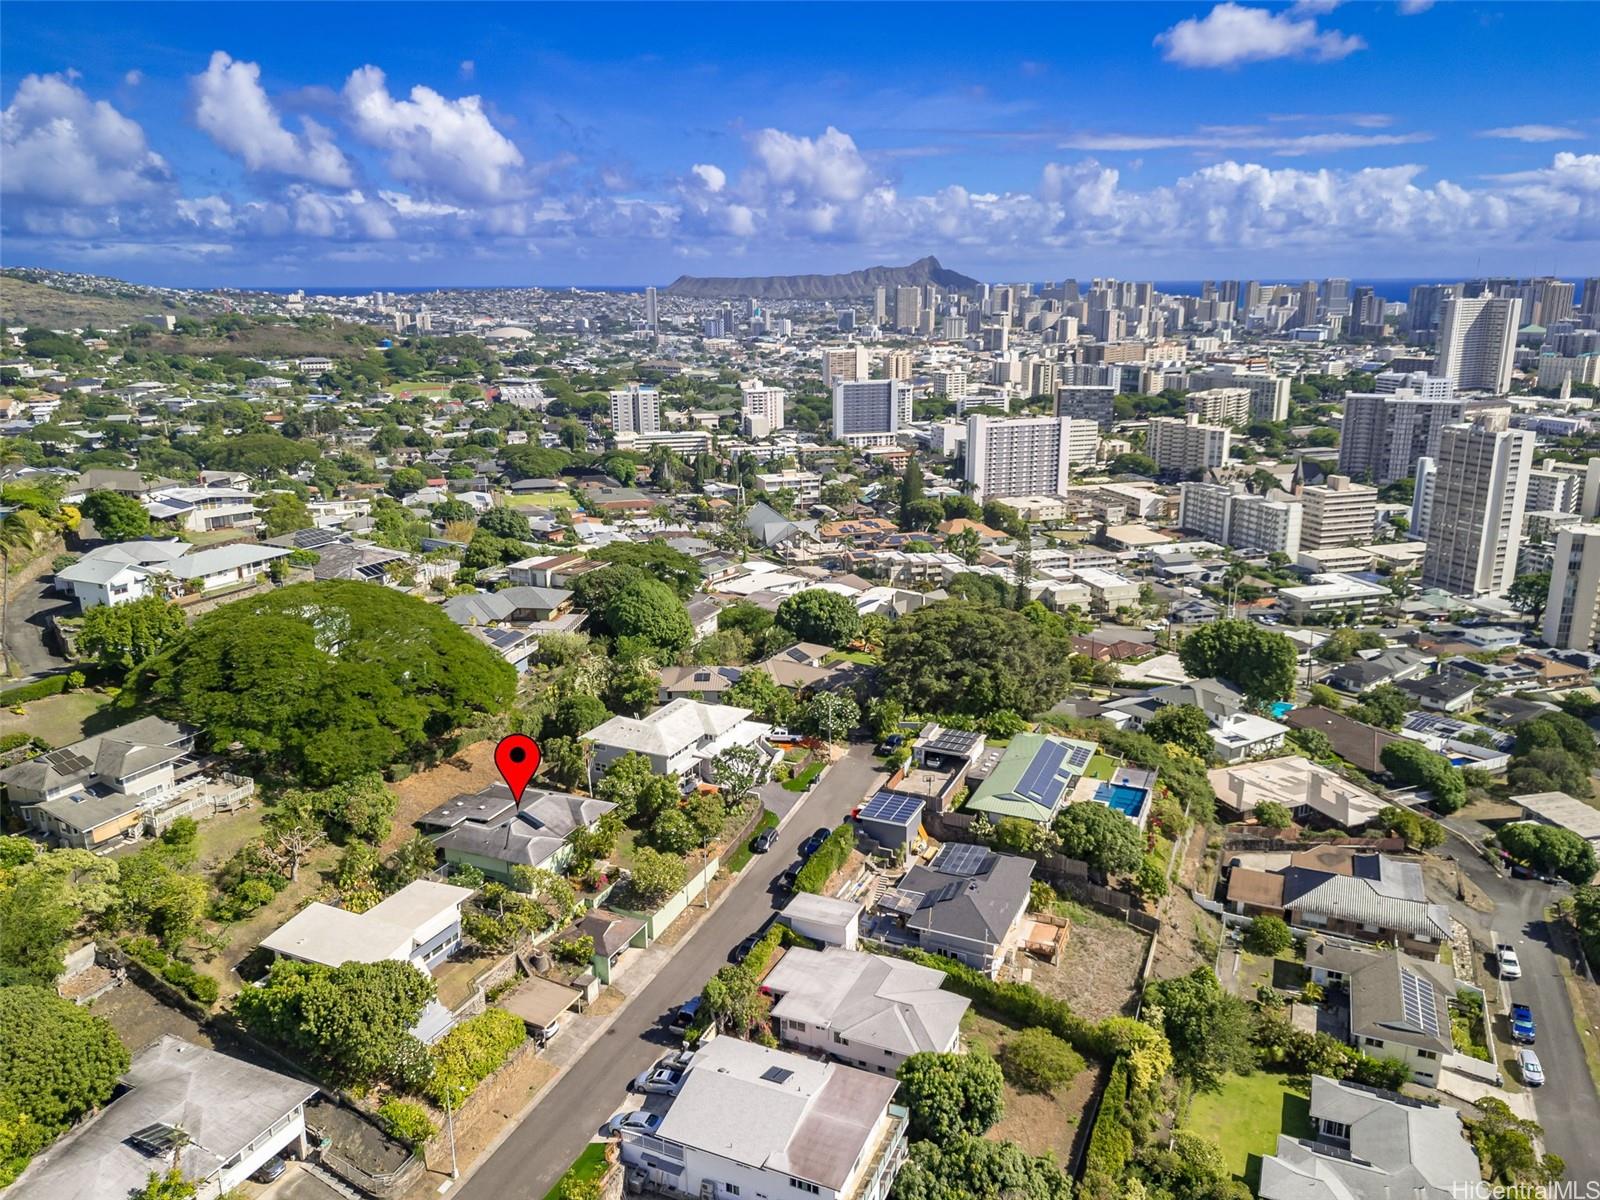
top-left (343, 65), bottom-right (524, 201)
top-left (459, 60), bottom-right (475, 80)
top-left (1156, 3), bottom-right (1365, 68)
top-left (124, 70), bottom-right (144, 87)
top-left (1060, 128), bottom-right (1430, 156)
top-left (1478, 124), bottom-right (1584, 143)
top-left (748, 126), bottom-right (872, 204)
top-left (690, 163), bottom-right (726, 192)
top-left (0, 72), bottom-right (170, 205)
top-left (194, 51), bottom-right (353, 187)
top-left (1397, 0), bottom-right (1434, 13)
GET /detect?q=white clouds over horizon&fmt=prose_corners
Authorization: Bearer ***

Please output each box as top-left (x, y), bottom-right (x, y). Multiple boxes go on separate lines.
top-left (194, 51), bottom-right (354, 187)
top-left (1478, 125), bottom-right (1585, 144)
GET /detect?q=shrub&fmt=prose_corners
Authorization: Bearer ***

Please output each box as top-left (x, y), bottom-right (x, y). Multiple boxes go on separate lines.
top-left (1082, 1056), bottom-right (1134, 1196)
top-left (999, 1027), bottom-right (1085, 1093)
top-left (425, 1008), bottom-right (527, 1105)
top-left (554, 935), bottom-right (594, 965)
top-left (1245, 914), bottom-right (1294, 955)
top-left (0, 675), bottom-right (69, 705)
top-left (794, 824), bottom-right (853, 894)
top-left (377, 1099), bottom-right (437, 1149)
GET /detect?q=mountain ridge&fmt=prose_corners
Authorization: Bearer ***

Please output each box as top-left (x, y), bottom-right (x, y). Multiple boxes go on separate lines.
top-left (662, 255), bottom-right (981, 300)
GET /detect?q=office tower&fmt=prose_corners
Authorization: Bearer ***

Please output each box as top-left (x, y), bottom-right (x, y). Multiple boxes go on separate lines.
top-left (1337, 387), bottom-right (1464, 486)
top-left (644, 286), bottom-right (658, 331)
top-left (1026, 358), bottom-right (1059, 397)
top-left (1421, 412), bottom-right (1535, 596)
top-left (1056, 385), bottom-right (1117, 431)
top-left (1411, 457), bottom-right (1437, 540)
top-left (1351, 286), bottom-right (1384, 334)
top-left (739, 379), bottom-right (787, 438)
top-left (1543, 525), bottom-right (1600, 650)
top-left (1579, 278), bottom-right (1600, 326)
top-left (932, 369), bottom-right (970, 399)
top-left (1295, 281), bottom-right (1319, 327)
top-left (963, 415), bottom-right (1080, 501)
top-left (1406, 283), bottom-right (1459, 339)
top-left (1301, 475), bottom-right (1378, 551)
top-left (873, 286), bottom-right (887, 325)
top-left (1147, 415), bottom-right (1232, 474)
top-left (882, 350), bottom-right (913, 381)
top-left (837, 310), bottom-right (856, 332)
top-left (820, 345), bottom-right (870, 386)
top-left (1321, 278), bottom-right (1351, 319)
top-left (609, 384), bottom-right (661, 434)
top-left (1243, 280), bottom-right (1262, 315)
top-left (1184, 387), bottom-right (1251, 427)
top-left (832, 379), bottom-right (909, 445)
top-left (895, 286), bottom-right (921, 332)
top-left (1436, 295), bottom-right (1521, 392)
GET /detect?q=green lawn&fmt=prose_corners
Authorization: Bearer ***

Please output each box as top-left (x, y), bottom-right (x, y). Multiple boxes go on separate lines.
top-left (1084, 752), bottom-right (1118, 782)
top-left (543, 1142), bottom-right (609, 1200)
top-left (12, 690), bottom-right (114, 748)
top-left (783, 762), bottom-right (824, 792)
top-left (824, 649), bottom-right (879, 665)
top-left (1185, 1071), bottom-right (1311, 1190)
top-left (506, 491), bottom-right (579, 510)
top-left (725, 809), bottom-right (780, 874)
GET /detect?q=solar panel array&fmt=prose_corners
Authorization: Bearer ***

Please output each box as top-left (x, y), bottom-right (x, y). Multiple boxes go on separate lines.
top-left (926, 728), bottom-right (982, 756)
top-left (42, 747), bottom-right (93, 774)
top-left (933, 841), bottom-right (992, 877)
top-left (761, 1066), bottom-right (795, 1084)
top-left (1016, 741), bottom-right (1072, 804)
top-left (860, 790), bottom-right (923, 825)
top-left (130, 1123), bottom-right (185, 1155)
top-left (1398, 969), bottom-right (1442, 1037)
top-left (1066, 743), bottom-right (1093, 770)
top-left (290, 526), bottom-right (343, 550)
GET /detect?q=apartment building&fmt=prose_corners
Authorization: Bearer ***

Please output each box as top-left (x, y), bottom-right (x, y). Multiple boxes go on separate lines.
top-left (1436, 294), bottom-right (1521, 392)
top-left (1147, 414), bottom-right (1231, 474)
top-left (1301, 475), bottom-right (1377, 551)
top-left (1543, 523), bottom-right (1600, 650)
top-left (1187, 367), bottom-right (1289, 422)
top-left (881, 350), bottom-right (913, 381)
top-left (1337, 388), bottom-right (1463, 486)
top-left (833, 380), bottom-right (910, 447)
top-left (1421, 412), bottom-right (1534, 597)
top-left (964, 415), bottom-right (1086, 501)
top-left (1055, 384), bottom-right (1116, 430)
top-left (739, 378), bottom-right (787, 438)
top-left (821, 346), bottom-right (871, 386)
top-left (1185, 387), bottom-right (1251, 427)
top-left (609, 384), bottom-right (662, 434)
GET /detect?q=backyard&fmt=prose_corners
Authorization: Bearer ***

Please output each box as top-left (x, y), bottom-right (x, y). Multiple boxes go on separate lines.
top-left (11, 688), bottom-right (115, 747)
top-left (960, 1009), bottom-right (1100, 1166)
top-left (1020, 898), bottom-right (1149, 1020)
top-left (1184, 1070), bottom-right (1311, 1191)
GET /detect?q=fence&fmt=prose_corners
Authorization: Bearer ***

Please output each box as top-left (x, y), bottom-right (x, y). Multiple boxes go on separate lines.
top-left (1220, 832), bottom-right (1406, 854)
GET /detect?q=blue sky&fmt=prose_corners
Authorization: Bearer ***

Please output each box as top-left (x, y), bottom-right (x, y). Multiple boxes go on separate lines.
top-left (3, 1), bottom-right (1597, 287)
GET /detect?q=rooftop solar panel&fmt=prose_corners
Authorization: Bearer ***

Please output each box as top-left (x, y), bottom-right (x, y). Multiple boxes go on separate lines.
top-left (1016, 741), bottom-right (1072, 805)
top-left (933, 841), bottom-right (991, 877)
top-left (1398, 969), bottom-right (1442, 1037)
top-left (42, 748), bottom-right (93, 774)
top-left (1066, 744), bottom-right (1093, 770)
top-left (860, 790), bottom-right (924, 825)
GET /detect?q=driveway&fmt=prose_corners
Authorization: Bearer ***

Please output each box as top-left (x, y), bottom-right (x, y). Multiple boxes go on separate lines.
top-left (454, 744), bottom-right (887, 1200)
top-left (2, 571), bottom-right (71, 677)
top-left (1436, 820), bottom-right (1600, 1182)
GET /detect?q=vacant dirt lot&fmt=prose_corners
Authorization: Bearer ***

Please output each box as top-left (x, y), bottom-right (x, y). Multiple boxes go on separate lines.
top-left (1018, 903), bottom-right (1150, 1020)
top-left (385, 740), bottom-right (499, 854)
top-left (962, 1009), bottom-right (1099, 1168)
top-left (90, 977), bottom-right (215, 1056)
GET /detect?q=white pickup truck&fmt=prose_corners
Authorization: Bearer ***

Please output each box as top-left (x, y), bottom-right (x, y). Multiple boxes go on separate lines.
top-left (1496, 943), bottom-right (1523, 979)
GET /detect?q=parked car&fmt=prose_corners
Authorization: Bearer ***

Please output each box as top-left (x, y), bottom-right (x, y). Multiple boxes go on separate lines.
top-left (251, 1158), bottom-right (287, 1184)
top-left (668, 996), bottom-right (702, 1030)
top-left (774, 865), bottom-right (800, 893)
top-left (752, 826), bottom-right (779, 854)
top-left (631, 1066), bottom-right (685, 1096)
top-left (604, 1110), bottom-right (663, 1138)
top-left (1510, 1003), bottom-right (1536, 1044)
top-left (1517, 1047), bottom-right (1544, 1087)
top-left (769, 726), bottom-right (795, 742)
top-left (876, 733), bottom-right (905, 754)
top-left (800, 827), bottom-right (831, 857)
top-left (730, 932), bottom-right (762, 964)
top-left (1496, 944), bottom-right (1523, 979)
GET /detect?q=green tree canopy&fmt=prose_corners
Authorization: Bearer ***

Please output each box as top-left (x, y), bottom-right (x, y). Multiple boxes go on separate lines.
top-left (0, 986), bottom-right (129, 1130)
top-left (1380, 740), bottom-right (1465, 812)
top-left (590, 541), bottom-right (703, 598)
top-left (896, 1051), bottom-right (1005, 1143)
top-left (257, 490), bottom-right (314, 537)
top-left (1053, 801), bottom-right (1143, 876)
top-left (776, 588), bottom-right (861, 648)
top-left (603, 576), bottom-right (693, 656)
top-left (76, 595), bottom-right (186, 675)
top-left (880, 601), bottom-right (1075, 718)
top-left (1144, 704), bottom-right (1214, 759)
top-left (128, 581), bottom-right (515, 784)
top-left (1142, 967), bottom-right (1257, 1091)
top-left (1177, 619), bottom-right (1296, 703)
top-left (80, 490), bottom-right (151, 541)
top-left (1497, 823), bottom-right (1597, 885)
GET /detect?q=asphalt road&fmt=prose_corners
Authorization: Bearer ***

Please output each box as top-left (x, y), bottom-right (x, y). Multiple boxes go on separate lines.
top-left (1439, 821), bottom-right (1600, 1182)
top-left (455, 744), bottom-right (887, 1200)
top-left (2, 572), bottom-right (71, 678)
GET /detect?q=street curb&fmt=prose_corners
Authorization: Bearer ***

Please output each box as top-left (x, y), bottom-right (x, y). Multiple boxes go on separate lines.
top-left (442, 754), bottom-right (849, 1192)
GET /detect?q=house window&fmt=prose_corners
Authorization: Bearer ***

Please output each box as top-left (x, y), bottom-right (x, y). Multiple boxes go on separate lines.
top-left (832, 1032), bottom-right (846, 1044)
top-left (1417, 1049), bottom-right (1437, 1060)
top-left (789, 1181), bottom-right (820, 1195)
top-left (724, 1186), bottom-right (740, 1197)
top-left (790, 1022), bottom-right (806, 1032)
top-left (1319, 1119), bottom-right (1350, 1140)
top-left (1363, 1037), bottom-right (1384, 1048)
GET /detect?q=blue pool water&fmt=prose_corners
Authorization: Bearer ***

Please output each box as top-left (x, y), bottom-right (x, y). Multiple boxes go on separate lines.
top-left (1096, 783), bottom-right (1148, 817)
top-left (1269, 702), bottom-right (1294, 720)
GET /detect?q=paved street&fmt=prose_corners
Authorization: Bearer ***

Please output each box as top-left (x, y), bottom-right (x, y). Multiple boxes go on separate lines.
top-left (2, 571), bottom-right (70, 678)
top-left (455, 744), bottom-right (887, 1200)
top-left (1438, 821), bottom-right (1600, 1182)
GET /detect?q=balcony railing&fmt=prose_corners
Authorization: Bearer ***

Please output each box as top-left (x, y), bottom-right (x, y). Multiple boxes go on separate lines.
top-left (844, 1108), bottom-right (908, 1200)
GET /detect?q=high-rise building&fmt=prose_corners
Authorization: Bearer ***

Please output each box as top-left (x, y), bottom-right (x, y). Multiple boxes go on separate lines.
top-left (1026, 358), bottom-right (1059, 397)
top-left (895, 286), bottom-right (921, 332)
top-left (1337, 386), bottom-right (1464, 485)
top-left (1436, 295), bottom-right (1522, 392)
top-left (1056, 385), bottom-right (1117, 431)
top-left (1178, 481), bottom-right (1232, 543)
top-left (832, 379), bottom-right (909, 446)
top-left (1525, 462), bottom-right (1578, 514)
top-left (837, 310), bottom-right (856, 333)
top-left (1321, 278), bottom-right (1352, 319)
top-left (1412, 457), bottom-right (1437, 540)
top-left (1578, 278), bottom-right (1600, 327)
top-left (1301, 475), bottom-right (1378, 551)
top-left (1421, 412), bottom-right (1535, 596)
top-left (820, 346), bottom-right (870, 386)
top-left (1187, 368), bottom-right (1289, 423)
top-left (963, 415), bottom-right (1081, 501)
top-left (644, 286), bottom-right (658, 331)
top-left (1295, 281), bottom-right (1319, 328)
top-left (1543, 524), bottom-right (1600, 650)
top-left (1406, 283), bottom-right (1459, 340)
top-left (932, 369), bottom-right (970, 400)
top-left (1185, 387), bottom-right (1251, 427)
top-left (881, 350), bottom-right (913, 381)
top-left (1147, 415), bottom-right (1231, 474)
top-left (739, 379), bottom-right (787, 438)
top-left (609, 384), bottom-right (662, 434)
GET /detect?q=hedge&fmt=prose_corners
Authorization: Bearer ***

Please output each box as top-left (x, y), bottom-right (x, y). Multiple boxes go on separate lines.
top-left (1083, 1057), bottom-right (1133, 1180)
top-left (794, 823), bottom-right (854, 894)
top-left (898, 947), bottom-right (1101, 1053)
top-left (376, 1099), bottom-right (437, 1150)
top-left (0, 675), bottom-right (71, 705)
top-left (119, 937), bottom-right (220, 1006)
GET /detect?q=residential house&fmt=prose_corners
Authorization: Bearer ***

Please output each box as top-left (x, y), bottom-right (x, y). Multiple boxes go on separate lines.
top-left (1258, 1075), bottom-right (1481, 1200)
top-left (1225, 847), bottom-right (1450, 957)
top-left (143, 485), bottom-right (258, 533)
top-left (10, 1036), bottom-right (318, 1200)
top-left (1207, 711), bottom-right (1291, 762)
top-left (877, 843), bottom-right (1034, 977)
top-left (762, 947), bottom-right (971, 1073)
top-left (1326, 648), bottom-right (1434, 695)
top-left (1283, 707), bottom-right (1402, 774)
top-left (261, 879), bottom-right (474, 975)
top-left (1302, 939), bottom-right (1461, 1086)
top-left (744, 499), bottom-right (821, 556)
top-left (419, 783), bottom-right (617, 880)
top-left (619, 1038), bottom-right (908, 1200)
top-left (54, 539), bottom-right (290, 609)
top-left (1397, 712), bottom-right (1512, 771)
top-left (1513, 791), bottom-right (1600, 851)
top-left (686, 595), bottom-right (724, 640)
top-left (0, 717), bottom-right (250, 849)
top-left (1104, 677), bottom-right (1288, 760)
top-left (1394, 673), bottom-right (1479, 713)
top-left (657, 664), bottom-right (744, 704)
top-left (1209, 756), bottom-right (1386, 829)
top-left (964, 733), bottom-right (1099, 825)
top-left (585, 698), bottom-right (777, 789)
top-left (779, 893), bottom-right (864, 949)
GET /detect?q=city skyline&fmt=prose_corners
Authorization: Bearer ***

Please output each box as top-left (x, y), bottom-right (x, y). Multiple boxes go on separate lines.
top-left (3, 1), bottom-right (1598, 287)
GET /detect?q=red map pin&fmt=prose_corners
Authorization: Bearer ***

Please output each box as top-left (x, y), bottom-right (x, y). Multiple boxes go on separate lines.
top-left (494, 734), bottom-right (542, 807)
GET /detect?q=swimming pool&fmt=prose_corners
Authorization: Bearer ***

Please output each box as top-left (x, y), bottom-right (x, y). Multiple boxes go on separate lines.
top-left (1269, 702), bottom-right (1294, 720)
top-left (1095, 782), bottom-right (1148, 817)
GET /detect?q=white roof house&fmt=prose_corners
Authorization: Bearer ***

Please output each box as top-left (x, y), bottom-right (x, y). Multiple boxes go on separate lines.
top-left (1209, 756), bottom-right (1387, 829)
top-left (54, 538), bottom-right (289, 609)
top-left (585, 698), bottom-right (774, 785)
top-left (1207, 711), bottom-right (1291, 763)
top-left (261, 880), bottom-right (473, 971)
top-left (1514, 791), bottom-right (1600, 848)
top-left (621, 1038), bottom-right (908, 1200)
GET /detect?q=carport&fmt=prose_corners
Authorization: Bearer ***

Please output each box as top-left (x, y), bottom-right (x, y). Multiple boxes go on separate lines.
top-left (499, 975), bottom-right (579, 1041)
